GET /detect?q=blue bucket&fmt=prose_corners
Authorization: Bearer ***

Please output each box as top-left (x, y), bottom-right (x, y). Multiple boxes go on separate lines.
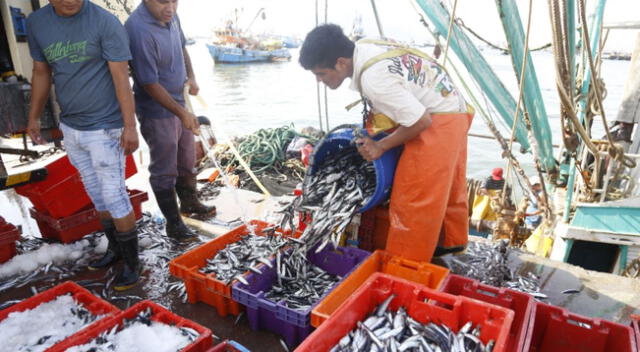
top-left (308, 127), bottom-right (402, 213)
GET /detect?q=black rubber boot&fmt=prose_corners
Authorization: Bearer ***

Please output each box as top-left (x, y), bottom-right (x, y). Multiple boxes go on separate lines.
top-left (154, 188), bottom-right (198, 241)
top-left (175, 175), bottom-right (216, 217)
top-left (433, 245), bottom-right (467, 257)
top-left (113, 228), bottom-right (141, 291)
top-left (88, 219), bottom-right (120, 270)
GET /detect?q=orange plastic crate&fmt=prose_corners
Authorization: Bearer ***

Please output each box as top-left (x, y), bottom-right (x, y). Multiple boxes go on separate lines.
top-left (298, 272), bottom-right (514, 352)
top-left (311, 249), bottom-right (448, 328)
top-left (52, 300), bottom-right (213, 352)
top-left (0, 281), bottom-right (119, 351)
top-left (169, 220), bottom-right (297, 317)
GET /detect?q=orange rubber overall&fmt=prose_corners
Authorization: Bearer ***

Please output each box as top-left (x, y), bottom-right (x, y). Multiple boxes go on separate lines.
top-left (384, 112), bottom-right (474, 262)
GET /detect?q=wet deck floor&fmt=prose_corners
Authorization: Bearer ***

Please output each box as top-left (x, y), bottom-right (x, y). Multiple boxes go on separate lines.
top-left (1, 151), bottom-right (639, 350)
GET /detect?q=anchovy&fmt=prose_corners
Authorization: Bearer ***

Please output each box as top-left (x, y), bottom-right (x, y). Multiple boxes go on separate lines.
top-left (445, 240), bottom-right (546, 299)
top-left (332, 295), bottom-right (494, 352)
top-left (199, 231), bottom-right (288, 284)
top-left (278, 145), bottom-right (376, 251)
top-left (264, 250), bottom-right (340, 310)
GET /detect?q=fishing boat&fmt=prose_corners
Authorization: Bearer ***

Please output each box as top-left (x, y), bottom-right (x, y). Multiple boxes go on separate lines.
top-left (206, 44), bottom-right (291, 64)
top-left (206, 9), bottom-right (291, 64)
top-left (1, 0), bottom-right (640, 350)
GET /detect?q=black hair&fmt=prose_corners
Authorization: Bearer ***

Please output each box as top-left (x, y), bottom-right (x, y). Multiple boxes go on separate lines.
top-left (299, 24), bottom-right (355, 70)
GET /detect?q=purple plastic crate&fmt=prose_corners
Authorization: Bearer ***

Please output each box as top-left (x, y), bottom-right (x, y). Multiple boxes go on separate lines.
top-left (232, 244), bottom-right (370, 348)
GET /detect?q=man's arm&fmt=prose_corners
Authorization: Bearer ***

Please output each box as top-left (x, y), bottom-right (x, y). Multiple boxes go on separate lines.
top-left (107, 61), bottom-right (138, 155)
top-left (27, 61), bottom-right (52, 145)
top-left (356, 110), bottom-right (432, 161)
top-left (183, 48), bottom-right (199, 95)
top-left (142, 83), bottom-right (199, 135)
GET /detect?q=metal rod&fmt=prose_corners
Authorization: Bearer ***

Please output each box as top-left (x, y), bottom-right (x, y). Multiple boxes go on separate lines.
top-left (370, 0), bottom-right (385, 38)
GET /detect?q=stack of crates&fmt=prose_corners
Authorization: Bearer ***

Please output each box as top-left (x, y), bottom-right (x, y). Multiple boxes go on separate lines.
top-left (14, 154), bottom-right (145, 243)
top-left (0, 216), bottom-right (21, 263)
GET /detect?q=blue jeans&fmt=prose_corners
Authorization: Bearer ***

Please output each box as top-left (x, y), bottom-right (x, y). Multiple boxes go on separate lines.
top-left (60, 122), bottom-right (132, 219)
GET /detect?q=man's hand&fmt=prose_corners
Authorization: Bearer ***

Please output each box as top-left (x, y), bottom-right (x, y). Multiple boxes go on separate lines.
top-left (356, 137), bottom-right (385, 161)
top-left (187, 78), bottom-right (199, 96)
top-left (120, 126), bottom-right (139, 155)
top-left (180, 111), bottom-right (200, 135)
top-left (27, 118), bottom-right (46, 145)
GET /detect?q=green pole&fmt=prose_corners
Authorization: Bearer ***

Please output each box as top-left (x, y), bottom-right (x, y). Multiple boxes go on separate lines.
top-left (563, 0), bottom-right (607, 222)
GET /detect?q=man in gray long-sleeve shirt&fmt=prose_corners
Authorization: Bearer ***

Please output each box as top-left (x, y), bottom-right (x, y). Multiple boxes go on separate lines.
top-left (125, 0), bottom-right (215, 241)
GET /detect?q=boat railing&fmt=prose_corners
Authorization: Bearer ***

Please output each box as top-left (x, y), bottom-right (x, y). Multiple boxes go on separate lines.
top-left (576, 147), bottom-right (640, 202)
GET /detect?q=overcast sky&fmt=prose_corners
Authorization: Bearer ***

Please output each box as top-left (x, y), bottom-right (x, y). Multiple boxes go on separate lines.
top-left (179, 0), bottom-right (639, 52)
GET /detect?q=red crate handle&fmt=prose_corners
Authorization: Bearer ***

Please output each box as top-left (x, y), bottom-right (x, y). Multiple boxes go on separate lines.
top-left (560, 311), bottom-right (602, 330)
top-left (466, 280), bottom-right (514, 305)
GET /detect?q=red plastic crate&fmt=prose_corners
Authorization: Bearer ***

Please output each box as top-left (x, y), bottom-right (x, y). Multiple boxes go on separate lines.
top-left (440, 274), bottom-right (535, 352)
top-left (30, 189), bottom-right (147, 243)
top-left (0, 222), bottom-right (21, 263)
top-left (15, 154), bottom-right (137, 218)
top-left (312, 249), bottom-right (449, 327)
top-left (169, 220), bottom-right (298, 317)
top-left (52, 300), bottom-right (213, 352)
top-left (524, 302), bottom-right (636, 352)
top-left (209, 340), bottom-right (250, 352)
top-left (297, 272), bottom-right (514, 352)
top-left (632, 314), bottom-right (640, 352)
top-left (357, 206), bottom-right (390, 252)
top-left (0, 281), bottom-right (119, 351)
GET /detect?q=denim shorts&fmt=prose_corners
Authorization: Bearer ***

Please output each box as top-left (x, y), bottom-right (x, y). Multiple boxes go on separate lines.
top-left (60, 122), bottom-right (132, 219)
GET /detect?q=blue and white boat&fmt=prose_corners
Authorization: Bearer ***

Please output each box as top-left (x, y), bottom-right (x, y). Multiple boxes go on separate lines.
top-left (206, 44), bottom-right (291, 64)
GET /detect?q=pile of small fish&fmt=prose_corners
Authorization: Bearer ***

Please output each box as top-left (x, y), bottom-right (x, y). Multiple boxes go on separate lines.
top-left (445, 240), bottom-right (546, 299)
top-left (264, 250), bottom-right (340, 310)
top-left (200, 227), bottom-right (289, 284)
top-left (0, 294), bottom-right (103, 352)
top-left (0, 214), bottom-right (200, 311)
top-left (331, 295), bottom-right (494, 352)
top-left (65, 307), bottom-right (200, 352)
top-left (280, 146), bottom-right (376, 252)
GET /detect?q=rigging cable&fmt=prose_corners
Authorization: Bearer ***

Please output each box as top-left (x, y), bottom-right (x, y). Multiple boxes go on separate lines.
top-left (455, 18), bottom-right (552, 54)
top-left (499, 0), bottom-right (553, 223)
top-left (324, 0), bottom-right (330, 130)
top-left (577, 0), bottom-right (636, 169)
top-left (441, 0), bottom-right (459, 65)
top-left (406, 0), bottom-right (537, 202)
top-left (314, 0), bottom-right (324, 132)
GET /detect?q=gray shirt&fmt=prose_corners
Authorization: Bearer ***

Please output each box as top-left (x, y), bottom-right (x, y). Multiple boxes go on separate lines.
top-left (26, 0), bottom-right (131, 130)
top-left (125, 3), bottom-right (187, 119)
